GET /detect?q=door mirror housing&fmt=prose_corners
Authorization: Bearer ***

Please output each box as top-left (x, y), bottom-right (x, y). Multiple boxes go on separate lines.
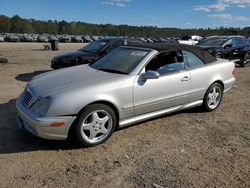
top-left (142, 70), bottom-right (160, 80)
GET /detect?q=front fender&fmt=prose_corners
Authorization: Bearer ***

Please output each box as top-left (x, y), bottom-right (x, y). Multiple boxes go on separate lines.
top-left (45, 78), bottom-right (134, 120)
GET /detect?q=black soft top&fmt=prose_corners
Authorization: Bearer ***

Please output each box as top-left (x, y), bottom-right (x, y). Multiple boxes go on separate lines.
top-left (128, 43), bottom-right (217, 64)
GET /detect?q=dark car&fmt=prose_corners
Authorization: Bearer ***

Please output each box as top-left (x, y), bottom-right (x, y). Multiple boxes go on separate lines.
top-left (51, 38), bottom-right (144, 69)
top-left (197, 36), bottom-right (250, 67)
top-left (7, 34), bottom-right (20, 42)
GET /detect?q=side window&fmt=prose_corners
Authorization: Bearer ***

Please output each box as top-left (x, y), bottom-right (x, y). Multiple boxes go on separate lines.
top-left (242, 38), bottom-right (249, 45)
top-left (183, 51), bottom-right (204, 69)
top-left (225, 38), bottom-right (239, 47)
top-left (225, 38), bottom-right (233, 46)
top-left (145, 51), bottom-right (184, 76)
top-left (237, 38), bottom-right (247, 46)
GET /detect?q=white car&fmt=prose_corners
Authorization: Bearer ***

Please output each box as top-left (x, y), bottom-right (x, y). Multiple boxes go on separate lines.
top-left (16, 43), bottom-right (235, 147)
top-left (179, 35), bottom-right (203, 45)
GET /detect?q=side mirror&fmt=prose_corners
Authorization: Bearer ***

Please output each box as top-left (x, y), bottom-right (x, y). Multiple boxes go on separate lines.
top-left (224, 44), bottom-right (232, 49)
top-left (142, 70), bottom-right (160, 80)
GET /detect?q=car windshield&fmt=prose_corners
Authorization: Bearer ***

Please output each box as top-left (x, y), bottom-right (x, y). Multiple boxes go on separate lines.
top-left (79, 40), bottom-right (107, 53)
top-left (198, 38), bottom-right (227, 47)
top-left (90, 47), bottom-right (149, 74)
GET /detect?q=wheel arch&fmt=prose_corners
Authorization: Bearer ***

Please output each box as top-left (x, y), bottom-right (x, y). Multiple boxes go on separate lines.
top-left (81, 100), bottom-right (120, 121)
top-left (212, 80), bottom-right (224, 90)
top-left (214, 52), bottom-right (224, 58)
top-left (203, 80), bottom-right (224, 99)
top-left (68, 100), bottom-right (120, 138)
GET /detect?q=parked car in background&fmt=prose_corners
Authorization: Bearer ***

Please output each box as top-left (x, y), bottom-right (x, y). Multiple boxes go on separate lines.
top-left (138, 37), bottom-right (148, 43)
top-left (71, 35), bottom-right (83, 43)
top-left (51, 37), bottom-right (144, 69)
top-left (197, 36), bottom-right (250, 67)
top-left (179, 35), bottom-right (203, 45)
top-left (82, 35), bottom-right (93, 43)
top-left (32, 34), bottom-right (39, 42)
top-left (59, 34), bottom-right (71, 42)
top-left (21, 34), bottom-right (34, 42)
top-left (145, 38), bottom-right (154, 43)
top-left (90, 36), bottom-right (100, 41)
top-left (37, 35), bottom-right (49, 42)
top-left (7, 34), bottom-right (20, 42)
top-left (0, 35), bottom-right (4, 42)
top-left (17, 43), bottom-right (235, 147)
top-left (48, 34), bottom-right (59, 42)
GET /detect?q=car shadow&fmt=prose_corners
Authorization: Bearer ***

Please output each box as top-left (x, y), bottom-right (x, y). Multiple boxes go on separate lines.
top-left (0, 99), bottom-right (205, 154)
top-left (0, 99), bottom-right (81, 154)
top-left (117, 106), bottom-right (205, 132)
top-left (15, 70), bottom-right (51, 82)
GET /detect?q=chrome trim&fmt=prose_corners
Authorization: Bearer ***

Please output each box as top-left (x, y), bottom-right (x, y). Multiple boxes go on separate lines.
top-left (119, 100), bottom-right (203, 127)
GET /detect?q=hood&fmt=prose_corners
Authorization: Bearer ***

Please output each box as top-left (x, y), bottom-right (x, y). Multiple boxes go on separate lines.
top-left (29, 65), bottom-right (121, 97)
top-left (53, 50), bottom-right (93, 60)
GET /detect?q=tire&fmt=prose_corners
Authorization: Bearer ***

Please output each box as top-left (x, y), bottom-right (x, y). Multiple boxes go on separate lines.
top-left (215, 54), bottom-right (223, 59)
top-left (240, 53), bottom-right (250, 67)
top-left (75, 104), bottom-right (117, 147)
top-left (203, 83), bottom-right (223, 112)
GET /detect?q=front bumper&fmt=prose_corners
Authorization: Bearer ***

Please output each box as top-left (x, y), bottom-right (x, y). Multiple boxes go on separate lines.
top-left (51, 59), bottom-right (61, 69)
top-left (16, 97), bottom-right (76, 140)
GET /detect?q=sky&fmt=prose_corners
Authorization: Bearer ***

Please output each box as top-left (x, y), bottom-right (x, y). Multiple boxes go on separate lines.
top-left (0, 0), bottom-right (250, 28)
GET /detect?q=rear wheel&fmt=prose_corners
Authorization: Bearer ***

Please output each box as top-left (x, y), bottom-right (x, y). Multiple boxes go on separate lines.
top-left (75, 104), bottom-right (117, 147)
top-left (240, 53), bottom-right (250, 67)
top-left (203, 83), bottom-right (223, 112)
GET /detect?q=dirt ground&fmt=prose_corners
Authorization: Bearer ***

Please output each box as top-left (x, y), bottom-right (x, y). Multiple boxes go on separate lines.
top-left (0, 42), bottom-right (249, 188)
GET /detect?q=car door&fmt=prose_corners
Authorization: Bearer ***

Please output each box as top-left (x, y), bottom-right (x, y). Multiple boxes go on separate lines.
top-left (232, 38), bottom-right (250, 60)
top-left (133, 51), bottom-right (191, 116)
top-left (224, 37), bottom-right (246, 60)
top-left (182, 51), bottom-right (211, 103)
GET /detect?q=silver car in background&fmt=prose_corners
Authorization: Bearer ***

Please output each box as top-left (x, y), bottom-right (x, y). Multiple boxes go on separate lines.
top-left (16, 43), bottom-right (235, 147)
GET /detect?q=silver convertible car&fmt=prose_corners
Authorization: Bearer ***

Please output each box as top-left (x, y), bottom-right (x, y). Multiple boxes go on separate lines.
top-left (16, 43), bottom-right (235, 146)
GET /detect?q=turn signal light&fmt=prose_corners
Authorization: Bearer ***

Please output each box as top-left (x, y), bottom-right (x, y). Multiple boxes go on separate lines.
top-left (50, 122), bottom-right (65, 127)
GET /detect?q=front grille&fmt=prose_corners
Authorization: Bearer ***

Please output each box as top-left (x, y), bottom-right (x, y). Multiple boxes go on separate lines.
top-left (22, 89), bottom-right (33, 108)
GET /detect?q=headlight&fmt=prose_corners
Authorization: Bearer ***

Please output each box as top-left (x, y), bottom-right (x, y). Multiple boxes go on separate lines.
top-left (33, 99), bottom-right (41, 115)
top-left (207, 49), bottom-right (214, 53)
top-left (39, 97), bottom-right (50, 117)
top-left (32, 97), bottom-right (50, 117)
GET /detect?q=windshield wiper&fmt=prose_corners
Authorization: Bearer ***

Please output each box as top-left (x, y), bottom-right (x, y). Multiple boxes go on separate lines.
top-left (97, 67), bottom-right (128, 75)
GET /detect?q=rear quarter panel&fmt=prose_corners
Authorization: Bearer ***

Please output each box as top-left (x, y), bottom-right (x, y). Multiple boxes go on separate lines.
top-left (188, 59), bottom-right (235, 103)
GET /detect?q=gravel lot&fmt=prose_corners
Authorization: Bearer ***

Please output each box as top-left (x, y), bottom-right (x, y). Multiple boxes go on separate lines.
top-left (0, 43), bottom-right (249, 188)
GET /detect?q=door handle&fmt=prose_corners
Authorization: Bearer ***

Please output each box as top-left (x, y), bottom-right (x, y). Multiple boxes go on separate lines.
top-left (181, 76), bottom-right (190, 81)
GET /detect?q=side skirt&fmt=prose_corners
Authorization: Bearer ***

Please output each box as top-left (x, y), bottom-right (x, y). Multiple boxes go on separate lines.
top-left (119, 100), bottom-right (203, 128)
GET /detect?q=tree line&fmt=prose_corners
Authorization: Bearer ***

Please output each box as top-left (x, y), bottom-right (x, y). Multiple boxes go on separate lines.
top-left (0, 15), bottom-right (250, 37)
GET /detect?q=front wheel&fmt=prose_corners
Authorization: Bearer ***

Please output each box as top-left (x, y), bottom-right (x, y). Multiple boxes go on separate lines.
top-left (75, 104), bottom-right (117, 147)
top-left (203, 83), bottom-right (223, 112)
top-left (240, 53), bottom-right (250, 67)
top-left (215, 54), bottom-right (223, 59)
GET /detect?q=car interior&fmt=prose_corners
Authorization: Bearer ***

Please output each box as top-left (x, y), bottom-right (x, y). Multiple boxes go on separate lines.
top-left (145, 51), bottom-right (184, 75)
